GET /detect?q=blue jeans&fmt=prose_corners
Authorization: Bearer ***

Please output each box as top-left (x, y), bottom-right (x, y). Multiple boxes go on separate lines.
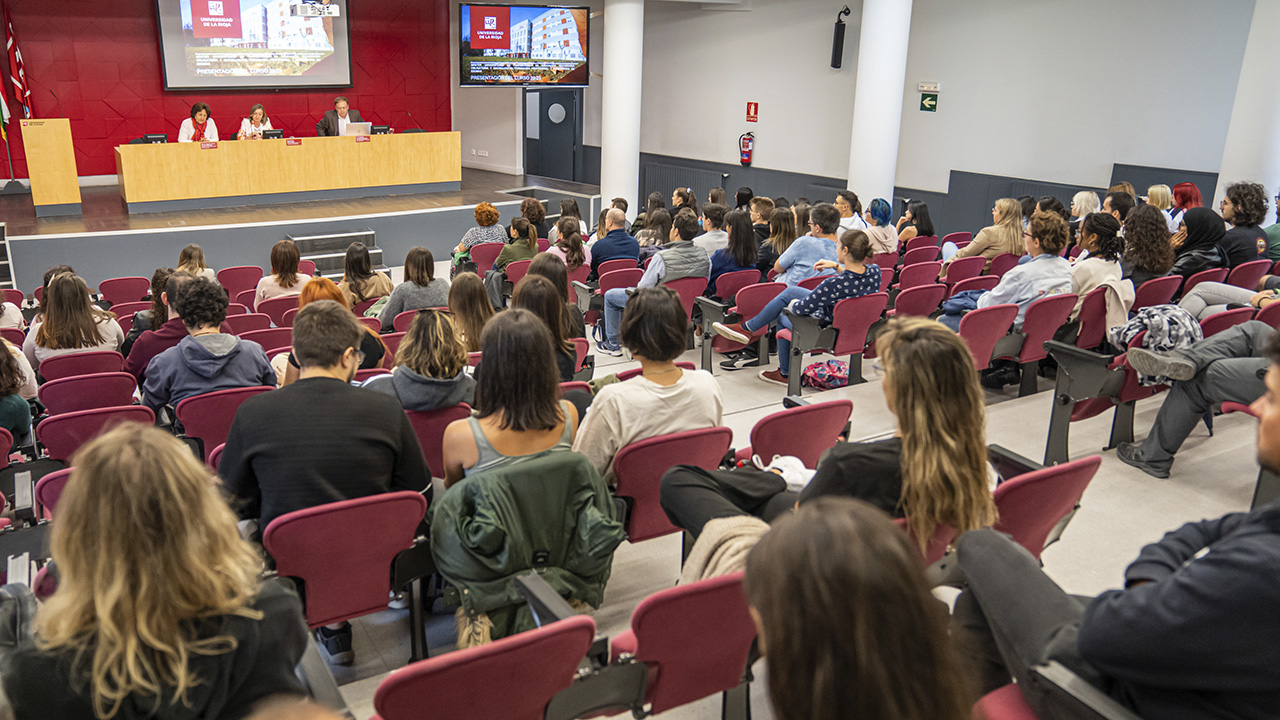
top-left (603, 287), bottom-right (630, 345)
top-left (744, 286), bottom-right (809, 377)
top-left (777, 313), bottom-right (796, 376)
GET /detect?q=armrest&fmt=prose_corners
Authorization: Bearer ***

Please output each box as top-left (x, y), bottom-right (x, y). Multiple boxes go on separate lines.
top-left (988, 444), bottom-right (1042, 480)
top-left (1044, 340), bottom-right (1116, 368)
top-left (1045, 340), bottom-right (1126, 401)
top-left (391, 538), bottom-right (435, 590)
top-left (782, 395), bottom-right (811, 408)
top-left (694, 296), bottom-right (731, 326)
top-left (782, 308), bottom-right (835, 353)
top-left (1031, 661), bottom-right (1143, 720)
top-left (571, 281), bottom-right (594, 313)
top-left (516, 572), bottom-right (578, 626)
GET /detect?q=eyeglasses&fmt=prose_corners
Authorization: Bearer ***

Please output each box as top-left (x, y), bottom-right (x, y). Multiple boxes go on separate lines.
top-left (1023, 231), bottom-right (1033, 238)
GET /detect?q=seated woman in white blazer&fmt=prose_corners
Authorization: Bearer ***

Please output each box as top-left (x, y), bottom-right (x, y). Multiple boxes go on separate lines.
top-left (177, 102), bottom-right (218, 143)
top-left (237, 103), bottom-right (273, 140)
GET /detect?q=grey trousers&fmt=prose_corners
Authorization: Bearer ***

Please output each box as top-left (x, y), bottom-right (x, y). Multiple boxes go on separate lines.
top-left (1178, 281), bottom-right (1254, 320)
top-left (484, 268), bottom-right (507, 309)
top-left (1136, 320), bottom-right (1272, 468)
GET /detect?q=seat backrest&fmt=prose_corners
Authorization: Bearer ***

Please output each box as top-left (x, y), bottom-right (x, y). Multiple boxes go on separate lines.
top-left (891, 283), bottom-right (946, 317)
top-left (0, 328), bottom-right (23, 346)
top-left (987, 253), bottom-right (1021, 279)
top-left (830, 292), bottom-right (889, 355)
top-left (208, 442), bottom-right (226, 471)
top-left (38, 372), bottom-right (137, 415)
top-left (39, 351), bottom-right (125, 382)
top-left (957, 304), bottom-right (1019, 370)
top-left (108, 301), bottom-right (151, 318)
top-left (902, 245), bottom-right (940, 266)
top-left (468, 351), bottom-right (483, 367)
top-left (32, 286), bottom-right (42, 304)
top-left (224, 313), bottom-right (272, 335)
top-left (225, 303), bottom-right (249, 316)
top-left (566, 263), bottom-right (591, 292)
top-left (405, 404), bottom-right (472, 478)
top-left (36, 406), bottom-right (156, 462)
top-left (1131, 275), bottom-right (1182, 311)
top-left (712, 269), bottom-right (760, 302)
top-left (372, 615), bottom-right (595, 720)
top-left (993, 455), bottom-right (1101, 559)
top-left (1, 289), bottom-right (23, 306)
top-left (354, 368), bottom-right (390, 383)
top-left (505, 259), bottom-right (533, 286)
top-left (34, 468), bottom-right (73, 519)
top-left (599, 268), bottom-right (644, 295)
top-left (904, 235), bottom-right (938, 252)
top-left (950, 275), bottom-right (1000, 298)
top-left (942, 231), bottom-right (972, 246)
top-left (1073, 287), bottom-right (1108, 350)
top-left (598, 258), bottom-right (637, 277)
top-left (661, 276), bottom-right (705, 321)
top-left (892, 518), bottom-right (957, 566)
top-left (627, 572), bottom-right (756, 714)
top-left (469, 243), bottom-right (506, 275)
top-left (298, 259), bottom-right (317, 276)
top-left (382, 332), bottom-right (407, 369)
top-left (256, 296), bottom-right (297, 327)
top-left (217, 266), bottom-right (265, 299)
top-left (393, 310), bottom-right (419, 332)
top-left (1013, 293), bottom-right (1078, 364)
top-left (98, 276), bottom-right (150, 305)
top-left (537, 238), bottom-right (550, 252)
top-left (733, 282), bottom-right (786, 317)
top-left (235, 288), bottom-right (257, 308)
top-left (1257, 301), bottom-right (1280, 329)
top-left (750, 400), bottom-right (852, 468)
top-left (239, 328), bottom-right (293, 353)
top-left (352, 298), bottom-right (381, 316)
top-left (613, 427), bottom-right (732, 543)
top-left (896, 261), bottom-right (942, 291)
top-left (571, 337), bottom-right (589, 371)
top-left (1181, 267), bottom-right (1229, 297)
top-left (174, 386), bottom-right (274, 461)
top-left (264, 491), bottom-right (427, 628)
top-left (944, 255), bottom-right (986, 285)
top-left (358, 317), bottom-right (381, 333)
top-left (871, 251), bottom-right (898, 270)
top-left (797, 274), bottom-right (828, 291)
top-left (559, 381), bottom-right (592, 395)
top-left (1227, 259), bottom-right (1272, 290)
top-left (1200, 307), bottom-right (1255, 337)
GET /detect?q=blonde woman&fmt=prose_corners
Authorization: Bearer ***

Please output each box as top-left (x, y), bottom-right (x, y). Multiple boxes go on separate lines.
top-left (2, 424), bottom-right (307, 719)
top-left (176, 243), bottom-right (216, 281)
top-left (1146, 183), bottom-right (1180, 232)
top-left (363, 309), bottom-right (475, 411)
top-left (662, 316), bottom-right (997, 551)
top-left (942, 197), bottom-right (1025, 275)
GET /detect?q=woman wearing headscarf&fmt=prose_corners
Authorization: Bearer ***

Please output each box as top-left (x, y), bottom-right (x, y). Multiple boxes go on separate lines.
top-left (1169, 207), bottom-right (1228, 283)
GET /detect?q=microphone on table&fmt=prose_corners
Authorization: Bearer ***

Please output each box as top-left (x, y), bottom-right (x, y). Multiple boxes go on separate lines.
top-left (406, 109), bottom-right (418, 130)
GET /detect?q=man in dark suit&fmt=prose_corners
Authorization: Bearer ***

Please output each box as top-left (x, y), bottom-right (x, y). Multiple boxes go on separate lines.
top-left (315, 96), bottom-right (363, 136)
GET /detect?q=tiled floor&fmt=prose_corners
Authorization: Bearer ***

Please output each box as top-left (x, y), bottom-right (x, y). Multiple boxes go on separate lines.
top-left (334, 273), bottom-right (1258, 719)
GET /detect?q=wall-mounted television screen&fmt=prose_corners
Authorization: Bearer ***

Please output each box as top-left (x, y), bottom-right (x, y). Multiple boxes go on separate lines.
top-left (155, 0), bottom-right (353, 90)
top-left (460, 4), bottom-right (589, 87)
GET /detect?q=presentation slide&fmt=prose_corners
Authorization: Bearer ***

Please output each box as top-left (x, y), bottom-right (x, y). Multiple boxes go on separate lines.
top-left (460, 4), bottom-right (589, 87)
top-left (155, 0), bottom-right (352, 90)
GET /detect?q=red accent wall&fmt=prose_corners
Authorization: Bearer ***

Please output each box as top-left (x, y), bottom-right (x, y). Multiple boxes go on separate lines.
top-left (3, 0), bottom-right (451, 178)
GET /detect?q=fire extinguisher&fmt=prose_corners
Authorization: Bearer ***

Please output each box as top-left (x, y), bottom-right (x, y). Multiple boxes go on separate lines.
top-left (739, 132), bottom-right (754, 167)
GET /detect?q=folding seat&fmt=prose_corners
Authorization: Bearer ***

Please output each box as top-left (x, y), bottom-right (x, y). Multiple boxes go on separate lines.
top-left (956, 303), bottom-right (1019, 371)
top-left (217, 266), bottom-right (264, 300)
top-left (174, 386), bottom-right (274, 461)
top-left (779, 292), bottom-right (889, 395)
top-left (39, 351), bottom-right (124, 381)
top-left (1131, 276), bottom-right (1181, 312)
top-left (98, 276), bottom-right (150, 305)
top-left (37, 372), bottom-right (136, 415)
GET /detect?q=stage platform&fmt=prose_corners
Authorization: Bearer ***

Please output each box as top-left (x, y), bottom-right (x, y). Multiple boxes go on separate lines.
top-left (0, 169), bottom-right (601, 292)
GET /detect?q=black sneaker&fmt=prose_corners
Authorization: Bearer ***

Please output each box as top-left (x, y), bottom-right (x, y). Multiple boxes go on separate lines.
top-left (317, 624), bottom-right (354, 665)
top-left (1115, 441), bottom-right (1171, 479)
top-left (720, 352), bottom-right (759, 371)
top-left (980, 366), bottom-right (1020, 389)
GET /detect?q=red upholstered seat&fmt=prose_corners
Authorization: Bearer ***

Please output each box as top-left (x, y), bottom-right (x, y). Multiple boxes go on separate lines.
top-left (974, 683), bottom-right (1040, 720)
top-left (957, 303), bottom-right (1018, 370)
top-left (1131, 275), bottom-right (1181, 311)
top-left (224, 313), bottom-right (271, 335)
top-left (1181, 267), bottom-right (1228, 297)
top-left (469, 242), bottom-right (505, 275)
top-left (987, 253), bottom-right (1020, 279)
top-left (38, 372), bottom-right (136, 415)
top-left (39, 351), bottom-right (124, 381)
top-left (405, 404), bottom-right (472, 478)
top-left (217, 266), bottom-right (265, 300)
top-left (1227, 259), bottom-right (1271, 290)
top-left (175, 386), bottom-right (274, 462)
top-left (888, 283), bottom-right (946, 317)
top-left (36, 405), bottom-right (155, 462)
top-left (98, 276), bottom-right (150, 305)
top-left (614, 427), bottom-right (732, 543)
top-left (733, 399), bottom-right (852, 468)
top-left (993, 455), bottom-right (1101, 559)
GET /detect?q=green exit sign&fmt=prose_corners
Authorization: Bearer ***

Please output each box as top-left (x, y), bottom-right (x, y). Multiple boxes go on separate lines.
top-left (920, 93), bottom-right (938, 112)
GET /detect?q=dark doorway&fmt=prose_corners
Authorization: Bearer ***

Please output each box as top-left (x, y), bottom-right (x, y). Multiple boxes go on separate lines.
top-left (524, 88), bottom-right (583, 182)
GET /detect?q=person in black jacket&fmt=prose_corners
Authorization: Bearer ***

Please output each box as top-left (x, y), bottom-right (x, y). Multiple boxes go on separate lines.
top-left (1169, 207), bottom-right (1229, 282)
top-left (1218, 181), bottom-right (1270, 267)
top-left (953, 326), bottom-right (1280, 719)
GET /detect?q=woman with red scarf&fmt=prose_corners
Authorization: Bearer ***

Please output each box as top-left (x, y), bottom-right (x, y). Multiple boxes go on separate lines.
top-left (177, 102), bottom-right (219, 143)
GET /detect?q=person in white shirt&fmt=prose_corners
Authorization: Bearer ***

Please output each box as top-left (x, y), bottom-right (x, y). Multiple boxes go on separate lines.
top-left (836, 190), bottom-right (868, 232)
top-left (694, 203), bottom-right (729, 256)
top-left (176, 102), bottom-right (217, 143)
top-left (237, 104), bottom-right (273, 140)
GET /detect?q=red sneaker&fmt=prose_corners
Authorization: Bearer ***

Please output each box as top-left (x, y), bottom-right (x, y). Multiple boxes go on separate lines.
top-left (758, 369), bottom-right (788, 386)
top-left (712, 321), bottom-right (752, 344)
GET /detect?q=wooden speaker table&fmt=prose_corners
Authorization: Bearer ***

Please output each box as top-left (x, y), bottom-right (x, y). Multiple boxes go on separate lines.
top-left (19, 118), bottom-right (81, 217)
top-left (114, 131), bottom-right (462, 214)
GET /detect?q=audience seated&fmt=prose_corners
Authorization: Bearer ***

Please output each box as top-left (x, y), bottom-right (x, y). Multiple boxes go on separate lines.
top-left (1116, 321), bottom-right (1273, 478)
top-left (511, 275), bottom-right (578, 382)
top-left (1069, 213), bottom-right (1129, 322)
top-left (545, 216), bottom-right (590, 273)
top-left (142, 277), bottom-right (276, 412)
top-left (734, 186), bottom-right (754, 212)
top-left (665, 317), bottom-right (996, 543)
top-left (483, 217), bottom-right (539, 309)
top-left (255, 239), bottom-right (311, 310)
top-left (31, 264), bottom-right (74, 324)
top-left (597, 211), bottom-right (710, 356)
top-left (376, 247), bottom-right (450, 332)
top-left (862, 197), bottom-right (897, 254)
top-left (590, 207), bottom-right (640, 276)
top-left (124, 270), bottom-right (191, 383)
top-left (1219, 181), bottom-right (1270, 267)
top-left (23, 273), bottom-right (124, 374)
top-left (943, 197), bottom-right (1024, 273)
top-left (1170, 206), bottom-right (1229, 282)
top-left (119, 267), bottom-right (173, 357)
top-left (337, 242), bottom-right (392, 308)
top-left (705, 208), bottom-right (759, 295)
top-left (452, 202), bottom-right (508, 276)
top-left (0, 346), bottom-right (30, 450)
top-left (2, 339), bottom-right (35, 402)
top-left (693, 202), bottom-right (729, 257)
top-left (447, 271), bottom-right (494, 353)
top-left (1121, 204), bottom-right (1177, 288)
top-left (749, 197), bottom-right (776, 247)
top-left (896, 200), bottom-right (934, 243)
top-left (176, 242), bottom-right (217, 281)
top-left (1069, 190), bottom-right (1101, 241)
top-left (716, 230), bottom-right (882, 385)
top-left (772, 202), bottom-right (841, 287)
top-left (1146, 183), bottom-right (1180, 233)
top-left (574, 287), bottom-right (722, 486)
top-left (954, 335), bottom-right (1280, 717)
top-left (758, 206), bottom-right (795, 274)
top-left (440, 308), bottom-right (579, 487)
top-left (527, 253), bottom-right (586, 338)
top-left (834, 190), bottom-right (866, 232)
top-left (745, 497), bottom-right (974, 720)
top-left (631, 191), bottom-right (664, 235)
top-left (670, 186), bottom-right (697, 216)
top-left (363, 308), bottom-right (474, 411)
top-left (518, 197), bottom-right (552, 239)
top-left (281, 278), bottom-right (386, 386)
top-left (2, 424), bottom-right (308, 719)
top-left (635, 209), bottom-right (672, 262)
top-left (546, 198), bottom-right (581, 244)
top-left (1266, 187), bottom-right (1280, 261)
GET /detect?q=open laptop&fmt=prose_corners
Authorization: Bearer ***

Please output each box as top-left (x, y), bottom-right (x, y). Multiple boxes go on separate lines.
top-left (342, 122), bottom-right (372, 137)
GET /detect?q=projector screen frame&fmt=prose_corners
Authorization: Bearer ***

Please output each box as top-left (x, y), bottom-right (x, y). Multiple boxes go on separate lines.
top-left (459, 3), bottom-right (591, 89)
top-left (154, 0), bottom-right (355, 92)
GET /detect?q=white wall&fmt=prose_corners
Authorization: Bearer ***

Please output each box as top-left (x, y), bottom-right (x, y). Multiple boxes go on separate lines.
top-left (639, 0), bottom-right (859, 179)
top-left (894, 0), bottom-right (1254, 192)
top-left (1215, 0), bottom-right (1280, 215)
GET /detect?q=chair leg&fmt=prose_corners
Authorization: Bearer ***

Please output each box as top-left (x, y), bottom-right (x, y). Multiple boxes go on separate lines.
top-left (408, 577), bottom-right (426, 663)
top-left (1044, 391), bottom-right (1076, 466)
top-left (701, 323), bottom-right (715, 372)
top-left (721, 682), bottom-right (752, 720)
top-left (751, 334), bottom-right (769, 367)
top-left (1106, 401), bottom-right (1136, 450)
top-left (1018, 360), bottom-right (1039, 397)
top-left (847, 353), bottom-right (866, 385)
top-left (786, 346), bottom-right (802, 396)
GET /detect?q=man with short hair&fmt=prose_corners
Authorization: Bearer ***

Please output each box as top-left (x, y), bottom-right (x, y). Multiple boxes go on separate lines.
top-left (142, 277), bottom-right (275, 411)
top-left (590, 207), bottom-right (640, 276)
top-left (124, 271), bottom-right (194, 383)
top-left (1218, 181), bottom-right (1270, 267)
top-left (749, 197), bottom-right (775, 245)
top-left (953, 327), bottom-right (1280, 719)
top-left (1102, 191), bottom-right (1135, 225)
top-left (315, 96), bottom-right (364, 136)
top-left (772, 203), bottom-right (841, 286)
top-left (694, 203), bottom-right (729, 255)
top-left (835, 190), bottom-right (867, 231)
top-left (597, 212), bottom-right (709, 356)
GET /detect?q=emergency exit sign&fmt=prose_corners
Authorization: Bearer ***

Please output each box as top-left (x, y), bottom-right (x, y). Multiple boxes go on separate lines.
top-left (920, 93), bottom-right (938, 112)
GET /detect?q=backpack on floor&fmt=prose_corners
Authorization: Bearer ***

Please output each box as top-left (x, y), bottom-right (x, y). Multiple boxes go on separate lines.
top-left (801, 360), bottom-right (849, 390)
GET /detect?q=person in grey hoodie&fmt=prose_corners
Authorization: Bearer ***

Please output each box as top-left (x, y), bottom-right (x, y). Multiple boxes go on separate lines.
top-left (363, 308), bottom-right (474, 411)
top-left (143, 277), bottom-right (276, 411)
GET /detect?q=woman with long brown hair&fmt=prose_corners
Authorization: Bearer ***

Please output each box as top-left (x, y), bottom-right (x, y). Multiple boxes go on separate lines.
top-left (527, 253), bottom-right (586, 338)
top-left (176, 243), bottom-right (215, 281)
top-left (337, 242), bottom-right (393, 307)
top-left (377, 246), bottom-right (450, 332)
top-left (254, 239), bottom-right (310, 310)
top-left (120, 267), bottom-right (174, 358)
top-left (363, 308), bottom-right (474, 411)
top-left (745, 497), bottom-right (973, 720)
top-left (24, 273), bottom-right (124, 373)
top-left (2, 424), bottom-right (308, 719)
top-left (511, 275), bottom-right (576, 382)
top-left (944, 197), bottom-right (1025, 274)
top-left (548, 216), bottom-right (589, 272)
top-left (0, 344), bottom-right (30, 450)
top-left (280, 277), bottom-right (385, 386)
top-left (546, 198), bottom-right (582, 244)
top-left (448, 272), bottom-right (494, 353)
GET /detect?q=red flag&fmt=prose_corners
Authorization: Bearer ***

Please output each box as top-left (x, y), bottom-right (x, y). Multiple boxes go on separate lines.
top-left (3, 3), bottom-right (29, 119)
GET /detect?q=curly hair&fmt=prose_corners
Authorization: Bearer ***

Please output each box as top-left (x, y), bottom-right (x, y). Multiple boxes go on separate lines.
top-left (174, 276), bottom-right (229, 329)
top-left (1122, 205), bottom-right (1176, 274)
top-left (1029, 211), bottom-right (1069, 255)
top-left (473, 202), bottom-right (500, 227)
top-left (520, 197), bottom-right (546, 225)
top-left (1225, 181), bottom-right (1269, 227)
top-left (1080, 213), bottom-right (1123, 262)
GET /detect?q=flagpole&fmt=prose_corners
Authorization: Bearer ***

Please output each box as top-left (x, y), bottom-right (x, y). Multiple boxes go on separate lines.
top-left (1, 131), bottom-right (24, 194)
top-left (0, 0), bottom-right (27, 194)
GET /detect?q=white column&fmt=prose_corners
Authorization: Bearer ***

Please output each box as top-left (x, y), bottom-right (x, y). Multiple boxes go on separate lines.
top-left (600, 0), bottom-right (643, 220)
top-left (845, 0), bottom-right (913, 203)
top-left (1216, 0), bottom-right (1280, 217)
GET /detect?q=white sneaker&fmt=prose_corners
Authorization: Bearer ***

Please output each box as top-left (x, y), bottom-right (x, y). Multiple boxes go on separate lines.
top-left (753, 454), bottom-right (815, 491)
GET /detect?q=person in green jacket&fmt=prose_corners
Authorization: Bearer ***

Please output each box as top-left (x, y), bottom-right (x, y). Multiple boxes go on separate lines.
top-left (485, 217), bottom-right (541, 308)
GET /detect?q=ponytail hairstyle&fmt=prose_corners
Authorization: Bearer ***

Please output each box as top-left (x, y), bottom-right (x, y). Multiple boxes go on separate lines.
top-left (837, 229), bottom-right (873, 263)
top-left (1080, 212), bottom-right (1123, 262)
top-left (147, 267), bottom-right (175, 332)
top-left (555, 217), bottom-right (586, 271)
top-left (511, 217), bottom-right (537, 251)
